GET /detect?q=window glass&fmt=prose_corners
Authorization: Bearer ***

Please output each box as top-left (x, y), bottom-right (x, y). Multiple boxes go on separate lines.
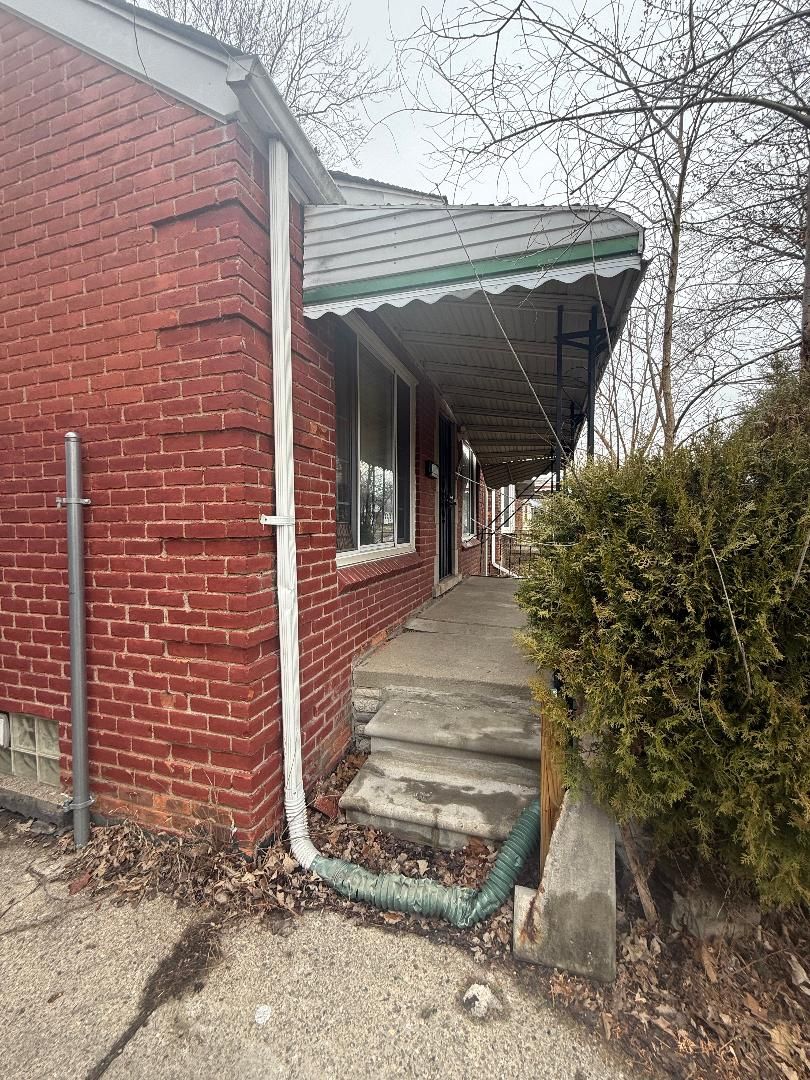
top-left (5, 713), bottom-right (60, 787)
top-left (501, 485), bottom-right (516, 533)
top-left (358, 345), bottom-right (395, 546)
top-left (461, 442), bottom-right (476, 537)
top-left (334, 330), bottom-right (414, 557)
top-left (396, 378), bottom-right (411, 544)
top-left (335, 336), bottom-right (356, 552)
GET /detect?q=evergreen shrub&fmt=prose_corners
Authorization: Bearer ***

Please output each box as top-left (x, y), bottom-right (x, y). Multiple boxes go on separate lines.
top-left (517, 373), bottom-right (810, 905)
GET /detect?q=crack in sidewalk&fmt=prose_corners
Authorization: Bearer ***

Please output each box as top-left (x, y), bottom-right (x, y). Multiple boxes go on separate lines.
top-left (85, 915), bottom-right (223, 1080)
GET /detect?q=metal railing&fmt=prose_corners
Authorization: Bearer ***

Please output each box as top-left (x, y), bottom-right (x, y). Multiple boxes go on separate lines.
top-left (467, 477), bottom-right (556, 578)
top-left (497, 533), bottom-right (540, 578)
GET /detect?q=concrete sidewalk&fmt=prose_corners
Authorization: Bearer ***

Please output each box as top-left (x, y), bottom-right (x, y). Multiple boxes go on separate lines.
top-left (0, 817), bottom-right (643, 1080)
top-left (355, 576), bottom-right (537, 698)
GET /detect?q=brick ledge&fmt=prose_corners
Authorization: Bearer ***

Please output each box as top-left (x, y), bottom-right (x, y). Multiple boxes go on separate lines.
top-left (338, 551), bottom-right (423, 592)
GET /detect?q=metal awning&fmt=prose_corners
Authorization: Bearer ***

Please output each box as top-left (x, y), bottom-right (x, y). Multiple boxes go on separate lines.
top-left (303, 203), bottom-right (645, 485)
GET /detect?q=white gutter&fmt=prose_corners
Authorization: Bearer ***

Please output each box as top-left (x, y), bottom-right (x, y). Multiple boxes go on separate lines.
top-left (483, 479), bottom-right (489, 577)
top-left (226, 58), bottom-right (341, 206)
top-left (491, 491), bottom-right (497, 570)
top-left (261, 139), bottom-right (318, 869)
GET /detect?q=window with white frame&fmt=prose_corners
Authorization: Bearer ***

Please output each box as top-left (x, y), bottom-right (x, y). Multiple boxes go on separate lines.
top-left (335, 325), bottom-right (414, 560)
top-left (500, 485), bottom-right (516, 533)
top-left (461, 442), bottom-right (478, 539)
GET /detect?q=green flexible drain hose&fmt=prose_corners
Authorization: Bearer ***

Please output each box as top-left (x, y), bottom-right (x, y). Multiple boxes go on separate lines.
top-left (311, 798), bottom-right (539, 929)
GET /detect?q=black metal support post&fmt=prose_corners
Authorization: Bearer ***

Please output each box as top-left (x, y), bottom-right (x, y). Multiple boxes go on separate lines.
top-left (586, 305), bottom-right (598, 460)
top-left (554, 304), bottom-right (564, 489)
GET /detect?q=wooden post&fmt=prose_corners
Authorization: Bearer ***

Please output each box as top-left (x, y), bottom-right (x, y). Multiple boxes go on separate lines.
top-left (540, 714), bottom-right (564, 871)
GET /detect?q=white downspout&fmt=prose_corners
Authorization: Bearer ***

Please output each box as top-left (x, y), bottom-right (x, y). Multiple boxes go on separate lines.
top-left (490, 488), bottom-right (518, 578)
top-left (490, 490), bottom-right (496, 570)
top-left (483, 480), bottom-right (488, 577)
top-left (263, 138), bottom-right (318, 869)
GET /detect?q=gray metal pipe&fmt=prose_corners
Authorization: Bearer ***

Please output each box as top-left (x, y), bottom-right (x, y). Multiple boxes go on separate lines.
top-left (59, 432), bottom-right (92, 847)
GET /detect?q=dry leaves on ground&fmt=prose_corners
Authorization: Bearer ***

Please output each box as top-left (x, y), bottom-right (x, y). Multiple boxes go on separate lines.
top-left (62, 752), bottom-right (522, 960)
top-left (57, 753), bottom-right (809, 1080)
top-left (532, 913), bottom-right (810, 1080)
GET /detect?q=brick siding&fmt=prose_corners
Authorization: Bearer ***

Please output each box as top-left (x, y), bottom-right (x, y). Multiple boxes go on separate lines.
top-left (1, 12), bottom-right (487, 848)
top-left (0, 13), bottom-right (282, 845)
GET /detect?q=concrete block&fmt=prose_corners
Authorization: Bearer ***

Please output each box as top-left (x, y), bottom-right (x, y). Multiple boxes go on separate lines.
top-left (366, 688), bottom-right (540, 765)
top-left (353, 630), bottom-right (536, 698)
top-left (352, 691), bottom-right (383, 719)
top-left (0, 774), bottom-right (71, 828)
top-left (351, 723), bottom-right (371, 754)
top-left (513, 792), bottom-right (616, 983)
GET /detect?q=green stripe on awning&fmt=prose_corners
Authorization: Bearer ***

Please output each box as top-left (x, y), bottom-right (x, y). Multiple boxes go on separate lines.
top-left (303, 234), bottom-right (639, 306)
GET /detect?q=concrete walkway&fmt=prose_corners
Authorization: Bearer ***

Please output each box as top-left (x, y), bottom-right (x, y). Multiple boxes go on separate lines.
top-left (342, 578), bottom-right (545, 848)
top-left (355, 577), bottom-right (537, 698)
top-left (0, 818), bottom-right (641, 1080)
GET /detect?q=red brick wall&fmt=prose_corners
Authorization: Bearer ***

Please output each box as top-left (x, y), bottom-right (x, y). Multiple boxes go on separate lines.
top-left (0, 12), bottom-right (482, 848)
top-left (0, 13), bottom-right (283, 845)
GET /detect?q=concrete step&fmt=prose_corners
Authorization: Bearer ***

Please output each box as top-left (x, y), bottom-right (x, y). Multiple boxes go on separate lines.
top-left (366, 689), bottom-right (540, 766)
top-left (353, 628), bottom-right (537, 699)
top-left (339, 747), bottom-right (539, 849)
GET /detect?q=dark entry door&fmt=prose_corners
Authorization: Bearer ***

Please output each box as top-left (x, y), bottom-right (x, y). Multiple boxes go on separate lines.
top-left (438, 415), bottom-right (455, 579)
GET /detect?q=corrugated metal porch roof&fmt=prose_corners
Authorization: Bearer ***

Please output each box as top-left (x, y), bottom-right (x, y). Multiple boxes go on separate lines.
top-left (302, 203), bottom-right (645, 487)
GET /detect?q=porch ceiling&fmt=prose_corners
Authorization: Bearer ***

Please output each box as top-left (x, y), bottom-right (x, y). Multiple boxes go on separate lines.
top-left (302, 203), bottom-right (645, 487)
top-left (379, 276), bottom-right (640, 487)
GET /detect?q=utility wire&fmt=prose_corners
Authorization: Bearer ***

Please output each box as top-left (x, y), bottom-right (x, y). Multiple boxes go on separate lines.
top-left (130, 3), bottom-right (181, 108)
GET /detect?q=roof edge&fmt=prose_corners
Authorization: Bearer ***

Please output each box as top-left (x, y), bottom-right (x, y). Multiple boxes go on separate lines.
top-left (0, 0), bottom-right (342, 204)
top-left (304, 254), bottom-right (643, 319)
top-left (304, 235), bottom-right (641, 309)
top-left (331, 170), bottom-right (447, 205)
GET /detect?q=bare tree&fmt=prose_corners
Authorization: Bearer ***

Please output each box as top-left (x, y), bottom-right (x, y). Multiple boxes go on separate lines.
top-left (593, 313), bottom-right (661, 462)
top-left (142, 0), bottom-right (390, 163)
top-left (407, 0), bottom-right (810, 453)
top-left (695, 111), bottom-right (809, 334)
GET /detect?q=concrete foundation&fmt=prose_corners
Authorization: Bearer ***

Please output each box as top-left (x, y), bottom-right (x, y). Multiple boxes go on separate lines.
top-left (0, 774), bottom-right (71, 828)
top-left (513, 792), bottom-right (616, 983)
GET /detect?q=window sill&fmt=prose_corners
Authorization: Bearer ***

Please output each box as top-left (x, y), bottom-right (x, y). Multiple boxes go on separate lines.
top-left (336, 543), bottom-right (415, 570)
top-left (338, 549), bottom-right (422, 592)
top-left (461, 534), bottom-right (479, 548)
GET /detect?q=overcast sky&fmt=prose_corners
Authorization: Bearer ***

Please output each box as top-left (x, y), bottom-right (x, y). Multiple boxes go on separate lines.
top-left (345, 0), bottom-right (546, 205)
